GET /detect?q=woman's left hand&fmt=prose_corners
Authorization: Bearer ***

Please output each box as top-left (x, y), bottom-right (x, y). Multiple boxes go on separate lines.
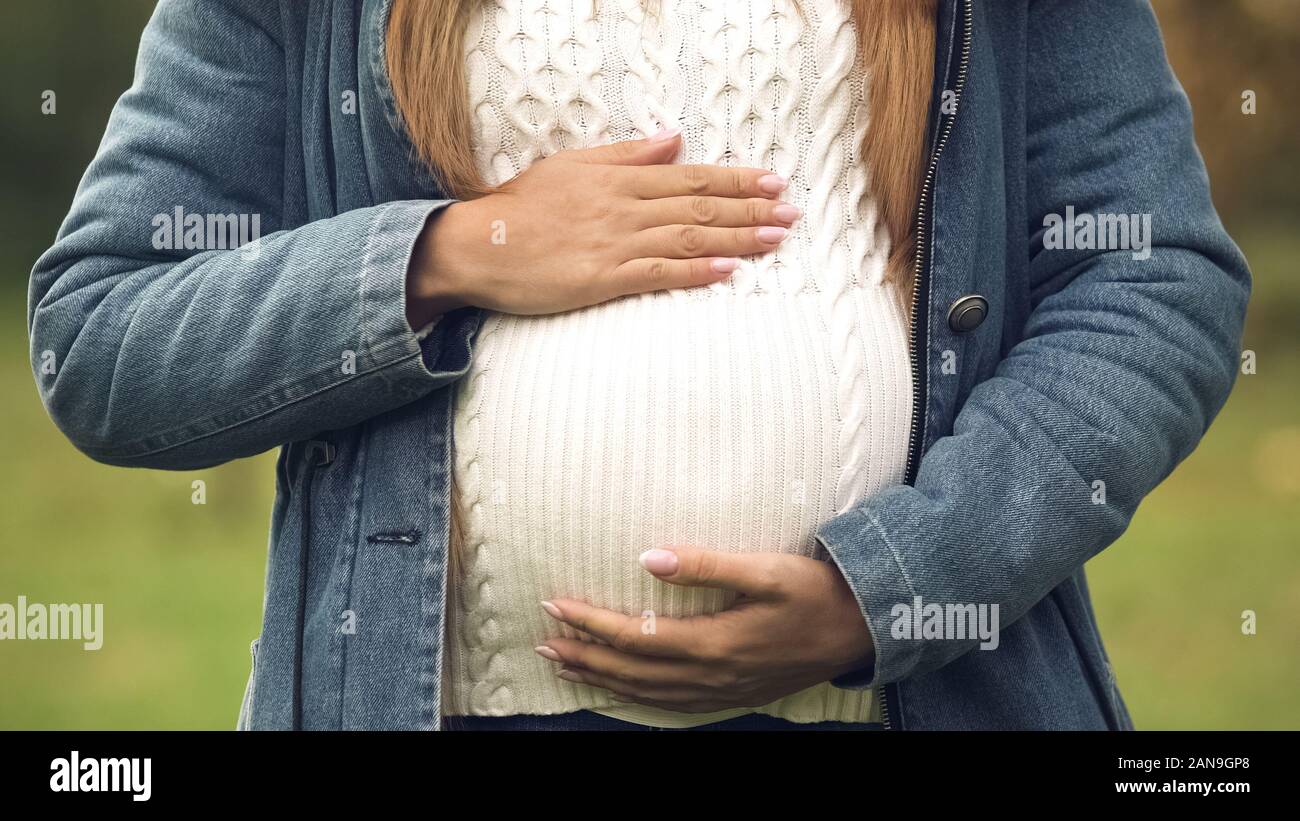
top-left (536, 547), bottom-right (876, 712)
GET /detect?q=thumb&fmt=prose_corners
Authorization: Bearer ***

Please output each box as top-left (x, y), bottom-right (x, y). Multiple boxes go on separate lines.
top-left (568, 127), bottom-right (681, 166)
top-left (638, 546), bottom-right (782, 597)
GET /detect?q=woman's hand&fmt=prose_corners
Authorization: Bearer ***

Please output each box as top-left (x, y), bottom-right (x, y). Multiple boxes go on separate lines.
top-left (534, 546), bottom-right (876, 713)
top-left (406, 129), bottom-right (799, 327)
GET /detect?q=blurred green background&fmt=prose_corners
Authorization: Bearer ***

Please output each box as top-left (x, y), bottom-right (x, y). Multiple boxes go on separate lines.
top-left (0, 1), bottom-right (1296, 729)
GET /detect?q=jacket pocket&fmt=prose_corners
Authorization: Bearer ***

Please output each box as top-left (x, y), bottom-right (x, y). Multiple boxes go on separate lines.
top-left (236, 637), bottom-right (260, 731)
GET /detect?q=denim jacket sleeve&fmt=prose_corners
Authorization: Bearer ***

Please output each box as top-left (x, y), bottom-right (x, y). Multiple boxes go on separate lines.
top-left (26, 0), bottom-right (472, 471)
top-left (819, 0), bottom-right (1250, 689)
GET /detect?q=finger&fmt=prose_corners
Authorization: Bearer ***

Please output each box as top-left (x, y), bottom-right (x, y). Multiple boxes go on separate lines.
top-left (633, 196), bottom-right (801, 230)
top-left (606, 256), bottom-right (738, 298)
top-left (625, 224), bottom-right (788, 260)
top-left (629, 164), bottom-right (788, 200)
top-left (538, 638), bottom-right (710, 685)
top-left (638, 547), bottom-right (786, 597)
top-left (561, 128), bottom-right (682, 166)
top-left (541, 598), bottom-right (725, 661)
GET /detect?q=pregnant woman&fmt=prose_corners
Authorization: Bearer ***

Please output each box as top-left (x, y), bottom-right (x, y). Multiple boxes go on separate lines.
top-left (29, 0), bottom-right (1247, 730)
top-left (430, 0), bottom-right (921, 728)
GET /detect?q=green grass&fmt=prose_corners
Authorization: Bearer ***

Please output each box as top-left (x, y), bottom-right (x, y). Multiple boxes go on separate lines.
top-left (1087, 351), bottom-right (1300, 728)
top-left (1, 227), bottom-right (1296, 729)
top-left (0, 304), bottom-right (274, 729)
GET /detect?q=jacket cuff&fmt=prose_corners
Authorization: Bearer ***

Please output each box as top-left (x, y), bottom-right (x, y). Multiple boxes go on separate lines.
top-left (816, 506), bottom-right (925, 690)
top-left (412, 317), bottom-right (441, 342)
top-left (357, 199), bottom-right (481, 395)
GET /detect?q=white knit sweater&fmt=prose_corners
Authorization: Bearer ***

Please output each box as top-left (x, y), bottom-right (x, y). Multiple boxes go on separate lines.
top-left (443, 0), bottom-right (912, 726)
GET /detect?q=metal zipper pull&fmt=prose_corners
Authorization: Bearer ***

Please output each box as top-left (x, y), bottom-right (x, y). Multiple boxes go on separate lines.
top-left (303, 439), bottom-right (336, 467)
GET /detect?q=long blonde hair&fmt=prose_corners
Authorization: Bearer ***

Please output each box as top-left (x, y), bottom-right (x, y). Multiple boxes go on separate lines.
top-left (384, 0), bottom-right (937, 569)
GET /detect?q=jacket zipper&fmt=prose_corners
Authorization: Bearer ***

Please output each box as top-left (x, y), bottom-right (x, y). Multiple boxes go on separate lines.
top-left (878, 0), bottom-right (973, 732)
top-left (291, 438), bottom-right (336, 731)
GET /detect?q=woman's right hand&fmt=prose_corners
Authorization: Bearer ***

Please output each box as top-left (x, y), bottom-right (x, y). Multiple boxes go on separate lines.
top-left (406, 129), bottom-right (799, 326)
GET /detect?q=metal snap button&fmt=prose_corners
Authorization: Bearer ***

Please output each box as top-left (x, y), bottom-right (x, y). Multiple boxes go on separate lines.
top-left (947, 294), bottom-right (989, 333)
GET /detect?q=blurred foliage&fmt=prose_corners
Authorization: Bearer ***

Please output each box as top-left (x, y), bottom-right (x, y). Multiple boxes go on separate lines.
top-left (0, 1), bottom-right (1296, 728)
top-left (1153, 0), bottom-right (1300, 232)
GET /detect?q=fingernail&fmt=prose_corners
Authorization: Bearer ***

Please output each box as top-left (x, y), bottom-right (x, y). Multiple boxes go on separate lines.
top-left (710, 257), bottom-right (740, 274)
top-left (756, 226), bottom-right (788, 243)
top-left (649, 127), bottom-right (681, 142)
top-left (556, 669), bottom-right (581, 682)
top-left (639, 548), bottom-right (679, 575)
top-left (534, 645), bottom-right (562, 662)
top-left (541, 600), bottom-right (563, 619)
top-left (757, 174), bottom-right (787, 194)
top-left (772, 204), bottom-right (802, 224)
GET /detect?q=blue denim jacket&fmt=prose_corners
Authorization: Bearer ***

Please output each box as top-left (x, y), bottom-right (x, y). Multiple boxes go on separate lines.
top-left (28, 0), bottom-right (1249, 730)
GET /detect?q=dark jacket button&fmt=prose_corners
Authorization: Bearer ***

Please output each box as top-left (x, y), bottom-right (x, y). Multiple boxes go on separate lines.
top-left (947, 294), bottom-right (989, 333)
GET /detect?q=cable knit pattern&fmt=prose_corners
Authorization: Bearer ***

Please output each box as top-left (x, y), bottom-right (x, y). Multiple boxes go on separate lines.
top-left (444, 0), bottom-right (913, 726)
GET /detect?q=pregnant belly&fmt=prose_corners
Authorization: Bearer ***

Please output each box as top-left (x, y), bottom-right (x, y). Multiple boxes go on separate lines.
top-left (450, 285), bottom-right (912, 622)
top-left (444, 284), bottom-right (910, 716)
